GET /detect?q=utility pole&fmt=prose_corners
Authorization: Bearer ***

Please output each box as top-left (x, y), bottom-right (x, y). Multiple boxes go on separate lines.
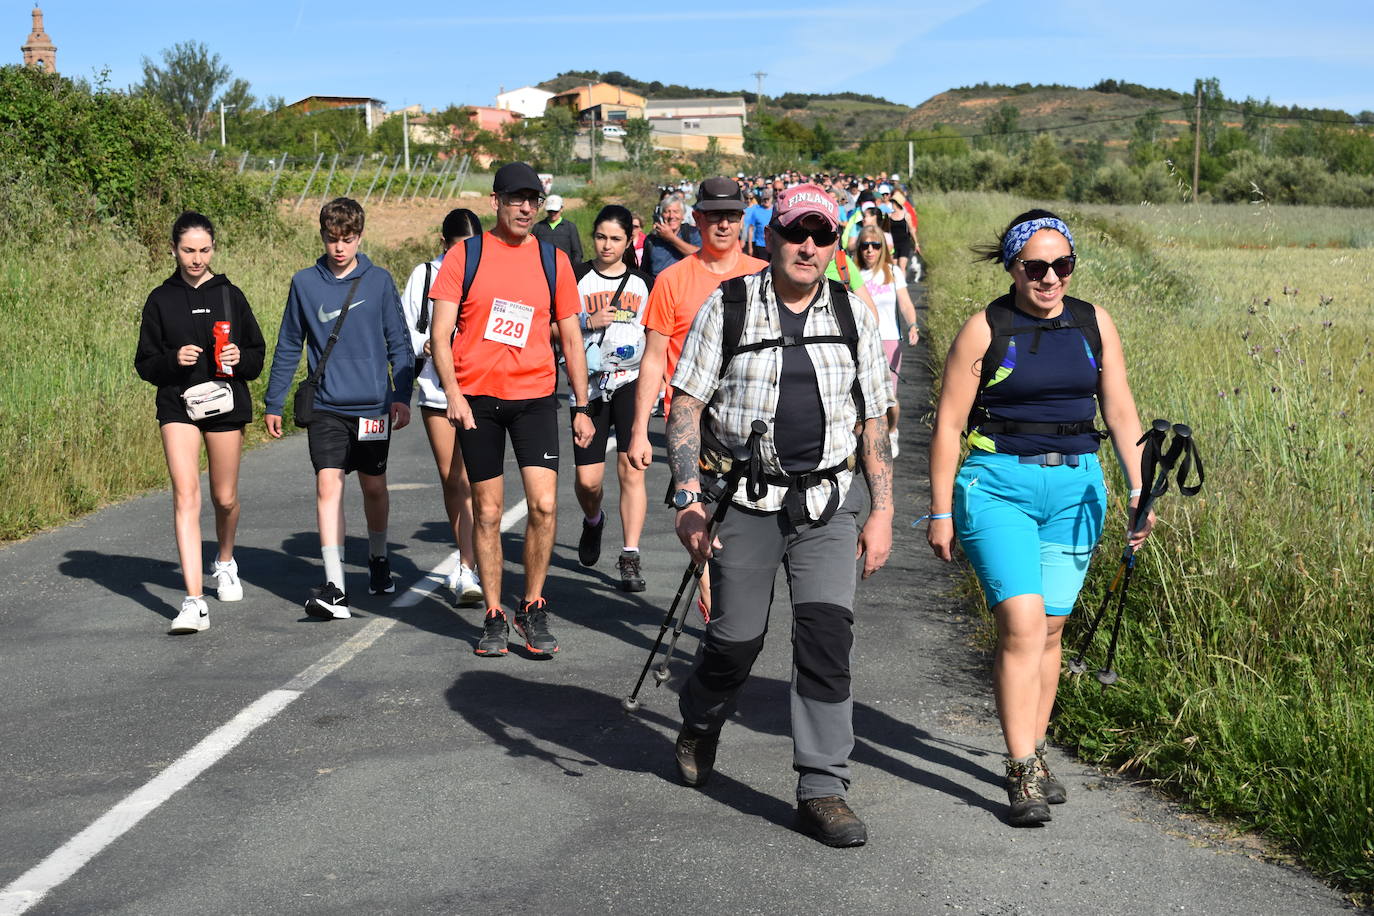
top-left (1192, 82), bottom-right (1202, 204)
top-left (587, 81), bottom-right (598, 184)
top-left (219, 102), bottom-right (236, 147)
top-left (752, 71), bottom-right (766, 119)
top-left (403, 109), bottom-right (410, 172)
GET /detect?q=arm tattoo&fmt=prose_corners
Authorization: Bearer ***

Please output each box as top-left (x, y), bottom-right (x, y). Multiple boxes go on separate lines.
top-left (666, 395), bottom-right (704, 487)
top-left (859, 418), bottom-right (893, 512)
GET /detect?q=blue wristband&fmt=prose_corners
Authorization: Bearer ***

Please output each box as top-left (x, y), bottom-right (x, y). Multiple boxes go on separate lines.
top-left (911, 512), bottom-right (952, 527)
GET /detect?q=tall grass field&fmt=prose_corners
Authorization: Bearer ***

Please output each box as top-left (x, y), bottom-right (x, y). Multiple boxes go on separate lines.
top-left (919, 193), bottom-right (1372, 897)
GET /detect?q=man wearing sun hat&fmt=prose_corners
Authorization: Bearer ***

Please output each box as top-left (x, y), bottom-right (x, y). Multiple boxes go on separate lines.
top-left (663, 182), bottom-right (893, 848)
top-left (532, 193), bottom-right (583, 264)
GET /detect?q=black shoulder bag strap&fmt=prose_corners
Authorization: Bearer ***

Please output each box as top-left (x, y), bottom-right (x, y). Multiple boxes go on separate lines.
top-left (307, 277), bottom-right (363, 387)
top-left (415, 262), bottom-right (433, 334)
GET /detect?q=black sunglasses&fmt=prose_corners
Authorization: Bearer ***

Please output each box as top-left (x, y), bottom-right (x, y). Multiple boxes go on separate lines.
top-left (770, 220), bottom-right (838, 247)
top-left (1015, 255), bottom-right (1076, 281)
top-left (859, 241), bottom-right (883, 250)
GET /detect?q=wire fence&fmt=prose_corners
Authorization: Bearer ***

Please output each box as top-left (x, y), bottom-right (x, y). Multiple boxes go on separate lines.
top-left (205, 149), bottom-right (475, 208)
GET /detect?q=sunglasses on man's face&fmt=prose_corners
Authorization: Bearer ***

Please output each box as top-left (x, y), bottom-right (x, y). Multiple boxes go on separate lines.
top-left (770, 221), bottom-right (838, 247)
top-left (1015, 255), bottom-right (1076, 282)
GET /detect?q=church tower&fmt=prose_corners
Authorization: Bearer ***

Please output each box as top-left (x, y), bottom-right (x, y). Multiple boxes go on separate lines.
top-left (21, 6), bottom-right (57, 74)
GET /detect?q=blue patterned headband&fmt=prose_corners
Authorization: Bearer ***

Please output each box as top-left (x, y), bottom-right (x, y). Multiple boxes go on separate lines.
top-left (1001, 217), bottom-right (1074, 265)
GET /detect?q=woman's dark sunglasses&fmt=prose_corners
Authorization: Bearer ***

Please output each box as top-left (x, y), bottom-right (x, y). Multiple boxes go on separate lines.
top-left (770, 220), bottom-right (838, 247)
top-left (1015, 255), bottom-right (1076, 281)
top-left (859, 241), bottom-right (883, 250)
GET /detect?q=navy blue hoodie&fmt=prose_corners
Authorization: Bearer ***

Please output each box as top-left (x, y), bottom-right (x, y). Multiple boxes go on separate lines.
top-left (264, 253), bottom-right (413, 418)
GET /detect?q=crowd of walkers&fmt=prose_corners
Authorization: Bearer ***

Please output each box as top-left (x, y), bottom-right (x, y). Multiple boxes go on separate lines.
top-left (135, 162), bottom-right (1153, 843)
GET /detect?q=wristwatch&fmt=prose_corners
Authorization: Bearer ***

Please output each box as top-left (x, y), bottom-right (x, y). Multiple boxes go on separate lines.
top-left (570, 404), bottom-right (591, 417)
top-left (671, 488), bottom-right (704, 510)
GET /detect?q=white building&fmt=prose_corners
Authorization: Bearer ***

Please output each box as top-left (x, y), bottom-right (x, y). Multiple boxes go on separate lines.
top-left (644, 97), bottom-right (748, 124)
top-left (495, 85), bottom-right (555, 118)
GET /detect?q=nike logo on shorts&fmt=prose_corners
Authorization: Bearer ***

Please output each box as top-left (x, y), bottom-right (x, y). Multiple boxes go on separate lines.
top-left (318, 300), bottom-right (365, 323)
top-left (543, 452), bottom-right (557, 460)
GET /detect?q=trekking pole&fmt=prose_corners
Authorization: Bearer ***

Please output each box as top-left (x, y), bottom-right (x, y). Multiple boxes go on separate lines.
top-left (1066, 419), bottom-right (1171, 677)
top-left (623, 420), bottom-right (768, 713)
top-left (1095, 424), bottom-right (1203, 684)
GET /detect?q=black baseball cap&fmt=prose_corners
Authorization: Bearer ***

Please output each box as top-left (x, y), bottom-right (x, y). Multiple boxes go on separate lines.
top-left (695, 176), bottom-right (747, 211)
top-left (492, 161), bottom-right (543, 195)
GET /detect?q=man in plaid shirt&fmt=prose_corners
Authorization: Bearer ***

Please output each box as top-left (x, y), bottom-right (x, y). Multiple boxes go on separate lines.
top-left (664, 183), bottom-right (894, 847)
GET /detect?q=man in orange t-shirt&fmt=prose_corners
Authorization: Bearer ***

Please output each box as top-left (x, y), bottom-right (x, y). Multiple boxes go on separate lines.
top-left (429, 161), bottom-right (594, 659)
top-left (627, 176), bottom-right (767, 472)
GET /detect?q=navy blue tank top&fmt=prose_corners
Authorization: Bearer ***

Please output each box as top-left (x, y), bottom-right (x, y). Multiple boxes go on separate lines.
top-left (971, 300), bottom-right (1101, 456)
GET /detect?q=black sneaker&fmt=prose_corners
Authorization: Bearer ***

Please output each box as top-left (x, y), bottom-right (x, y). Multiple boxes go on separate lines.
top-left (1035, 747), bottom-right (1067, 804)
top-left (578, 515), bottom-right (605, 567)
top-left (1005, 758), bottom-right (1052, 826)
top-left (305, 582), bottom-right (350, 620)
top-left (475, 608), bottom-right (509, 657)
top-left (514, 598), bottom-right (559, 655)
top-left (674, 728), bottom-right (719, 787)
top-left (616, 550), bottom-right (646, 592)
top-left (368, 555), bottom-right (394, 595)
top-left (796, 796), bottom-right (868, 848)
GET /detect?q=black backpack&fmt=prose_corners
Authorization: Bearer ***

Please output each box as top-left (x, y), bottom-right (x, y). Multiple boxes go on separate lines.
top-left (458, 233), bottom-right (558, 322)
top-left (968, 291), bottom-right (1104, 438)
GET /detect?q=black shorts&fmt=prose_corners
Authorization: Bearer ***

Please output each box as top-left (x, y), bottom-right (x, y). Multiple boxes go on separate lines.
top-left (572, 376), bottom-right (638, 466)
top-left (159, 417), bottom-right (246, 435)
top-left (456, 395), bottom-right (559, 483)
top-left (307, 410), bottom-right (391, 476)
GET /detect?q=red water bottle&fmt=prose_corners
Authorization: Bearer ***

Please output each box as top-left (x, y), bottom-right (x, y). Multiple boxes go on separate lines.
top-left (213, 321), bottom-right (232, 377)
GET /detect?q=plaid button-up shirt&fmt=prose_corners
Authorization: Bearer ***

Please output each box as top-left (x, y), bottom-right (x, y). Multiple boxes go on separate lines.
top-left (671, 269), bottom-right (891, 518)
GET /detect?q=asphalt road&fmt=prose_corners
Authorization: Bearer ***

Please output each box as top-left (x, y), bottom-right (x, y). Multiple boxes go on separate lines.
top-left (0, 291), bottom-right (1353, 915)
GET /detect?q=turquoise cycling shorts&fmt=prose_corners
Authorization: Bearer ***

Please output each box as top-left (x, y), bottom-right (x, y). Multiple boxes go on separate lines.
top-left (953, 450), bottom-right (1107, 615)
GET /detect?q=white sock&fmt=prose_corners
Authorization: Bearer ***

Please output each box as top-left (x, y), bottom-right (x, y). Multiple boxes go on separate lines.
top-left (368, 529), bottom-right (387, 559)
top-left (622, 546), bottom-right (638, 554)
top-left (322, 545), bottom-right (345, 589)
top-left (213, 556), bottom-right (235, 571)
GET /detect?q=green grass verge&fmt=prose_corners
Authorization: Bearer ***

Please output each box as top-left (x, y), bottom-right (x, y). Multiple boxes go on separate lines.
top-left (919, 192), bottom-right (1373, 898)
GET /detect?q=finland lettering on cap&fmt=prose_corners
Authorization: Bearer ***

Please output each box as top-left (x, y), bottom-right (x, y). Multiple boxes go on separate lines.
top-left (773, 183), bottom-right (839, 229)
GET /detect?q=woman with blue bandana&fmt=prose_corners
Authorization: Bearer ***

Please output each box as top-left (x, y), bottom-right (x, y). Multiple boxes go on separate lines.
top-left (925, 209), bottom-right (1156, 827)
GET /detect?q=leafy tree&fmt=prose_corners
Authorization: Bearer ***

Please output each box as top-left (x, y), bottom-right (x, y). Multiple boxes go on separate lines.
top-left (1194, 77), bottom-right (1224, 152)
top-left (1128, 109), bottom-right (1163, 166)
top-left (621, 117), bottom-right (654, 169)
top-left (693, 136), bottom-right (722, 179)
top-left (1018, 134), bottom-right (1071, 199)
top-left (535, 106), bottom-right (576, 173)
top-left (137, 41), bottom-right (231, 141)
top-left (979, 102), bottom-right (1024, 153)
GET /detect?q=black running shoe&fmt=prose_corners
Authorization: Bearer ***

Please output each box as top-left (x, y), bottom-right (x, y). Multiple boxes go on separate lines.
top-left (674, 728), bottom-right (719, 787)
top-left (368, 555), bottom-right (394, 595)
top-left (1005, 758), bottom-right (1052, 826)
top-left (616, 550), bottom-right (646, 592)
top-left (796, 796), bottom-right (868, 848)
top-left (515, 597), bottom-right (559, 655)
top-left (578, 515), bottom-right (605, 567)
top-left (475, 608), bottom-right (509, 657)
top-left (305, 582), bottom-right (350, 620)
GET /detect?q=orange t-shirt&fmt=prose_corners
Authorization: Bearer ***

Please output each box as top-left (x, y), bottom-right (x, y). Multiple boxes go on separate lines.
top-left (428, 232), bottom-right (580, 399)
top-left (642, 252), bottom-right (767, 391)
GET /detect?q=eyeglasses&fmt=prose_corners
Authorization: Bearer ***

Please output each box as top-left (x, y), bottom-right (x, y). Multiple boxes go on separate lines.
top-left (699, 210), bottom-right (743, 225)
top-left (769, 221), bottom-right (838, 247)
top-left (500, 192), bottom-right (545, 207)
top-left (1015, 255), bottom-right (1076, 281)
top-left (859, 241), bottom-right (883, 250)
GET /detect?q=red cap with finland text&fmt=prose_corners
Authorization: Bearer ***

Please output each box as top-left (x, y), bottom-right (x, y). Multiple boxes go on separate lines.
top-left (774, 183), bottom-right (839, 229)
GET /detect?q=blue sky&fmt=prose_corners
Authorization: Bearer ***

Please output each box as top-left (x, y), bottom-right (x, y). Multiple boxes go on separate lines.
top-left (16, 0), bottom-right (1373, 118)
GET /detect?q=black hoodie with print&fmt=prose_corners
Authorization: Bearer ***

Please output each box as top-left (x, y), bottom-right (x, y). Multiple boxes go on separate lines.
top-left (134, 272), bottom-right (266, 427)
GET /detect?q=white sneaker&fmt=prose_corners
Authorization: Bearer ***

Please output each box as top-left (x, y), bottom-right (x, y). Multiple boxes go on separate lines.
top-left (212, 559), bottom-right (243, 602)
top-left (169, 596), bottom-right (209, 634)
top-left (889, 428), bottom-right (900, 458)
top-left (449, 563), bottom-right (483, 606)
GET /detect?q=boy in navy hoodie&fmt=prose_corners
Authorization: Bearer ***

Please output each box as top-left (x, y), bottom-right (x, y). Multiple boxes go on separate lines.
top-left (264, 198), bottom-right (414, 618)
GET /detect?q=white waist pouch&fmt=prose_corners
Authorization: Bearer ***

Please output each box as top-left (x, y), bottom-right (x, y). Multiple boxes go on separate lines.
top-left (182, 380), bottom-right (234, 421)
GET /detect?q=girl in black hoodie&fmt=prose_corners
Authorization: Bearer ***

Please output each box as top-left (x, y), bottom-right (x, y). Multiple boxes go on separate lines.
top-left (134, 211), bottom-right (265, 633)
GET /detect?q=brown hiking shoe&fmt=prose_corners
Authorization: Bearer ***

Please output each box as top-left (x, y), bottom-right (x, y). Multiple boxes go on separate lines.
top-left (1035, 747), bottom-right (1067, 804)
top-left (674, 728), bottom-right (719, 787)
top-left (796, 796), bottom-right (868, 848)
top-left (1005, 758), bottom-right (1052, 826)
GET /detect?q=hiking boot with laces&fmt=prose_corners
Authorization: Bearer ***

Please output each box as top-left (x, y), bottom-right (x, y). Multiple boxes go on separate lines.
top-left (616, 550), bottom-right (645, 592)
top-left (515, 597), bottom-right (559, 655)
top-left (1005, 757), bottom-right (1052, 826)
top-left (674, 728), bottom-right (719, 787)
top-left (796, 796), bottom-right (868, 848)
top-left (475, 608), bottom-right (509, 657)
top-left (578, 514), bottom-right (605, 567)
top-left (1035, 746), bottom-right (1067, 805)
